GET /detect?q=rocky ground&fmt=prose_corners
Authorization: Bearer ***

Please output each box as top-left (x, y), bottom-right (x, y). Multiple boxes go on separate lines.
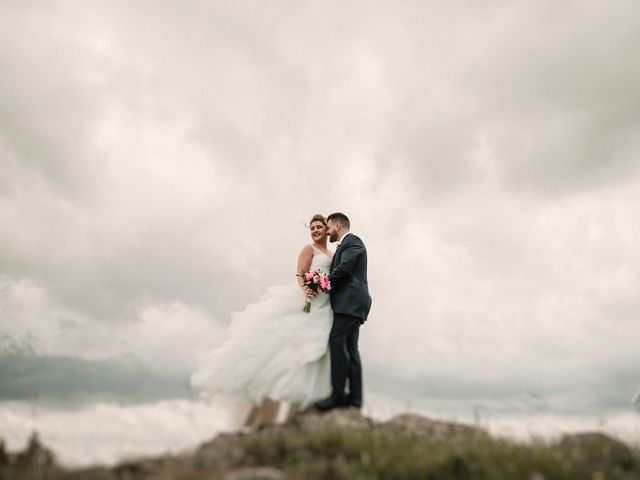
top-left (1, 409), bottom-right (639, 479)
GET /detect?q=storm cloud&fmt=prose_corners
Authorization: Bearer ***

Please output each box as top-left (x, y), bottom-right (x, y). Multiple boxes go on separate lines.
top-left (1, 0), bottom-right (639, 430)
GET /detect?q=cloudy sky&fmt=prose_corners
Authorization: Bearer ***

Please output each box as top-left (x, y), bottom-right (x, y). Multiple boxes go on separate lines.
top-left (1, 0), bottom-right (640, 464)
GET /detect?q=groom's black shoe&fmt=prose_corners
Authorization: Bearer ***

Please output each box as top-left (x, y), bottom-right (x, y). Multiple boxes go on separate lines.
top-left (313, 395), bottom-right (348, 412)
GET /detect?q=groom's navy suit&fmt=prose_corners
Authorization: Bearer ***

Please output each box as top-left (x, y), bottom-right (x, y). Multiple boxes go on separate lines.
top-left (328, 232), bottom-right (372, 405)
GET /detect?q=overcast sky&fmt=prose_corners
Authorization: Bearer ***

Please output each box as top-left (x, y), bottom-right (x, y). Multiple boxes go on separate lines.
top-left (2, 0), bottom-right (640, 441)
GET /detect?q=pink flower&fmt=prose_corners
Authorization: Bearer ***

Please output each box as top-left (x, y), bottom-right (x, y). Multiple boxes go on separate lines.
top-left (320, 275), bottom-right (330, 290)
top-left (305, 272), bottom-right (315, 281)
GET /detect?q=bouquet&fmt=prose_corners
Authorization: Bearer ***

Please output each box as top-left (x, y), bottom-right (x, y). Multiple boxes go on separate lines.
top-left (297, 269), bottom-right (332, 312)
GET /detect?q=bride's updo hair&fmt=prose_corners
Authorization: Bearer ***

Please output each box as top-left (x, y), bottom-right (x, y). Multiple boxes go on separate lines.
top-left (309, 214), bottom-right (327, 227)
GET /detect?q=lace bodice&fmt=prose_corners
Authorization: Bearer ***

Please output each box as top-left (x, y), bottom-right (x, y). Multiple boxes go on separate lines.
top-left (309, 244), bottom-right (332, 274)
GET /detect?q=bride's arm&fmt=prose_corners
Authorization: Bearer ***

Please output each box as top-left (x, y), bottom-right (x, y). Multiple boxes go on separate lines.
top-left (296, 245), bottom-right (314, 298)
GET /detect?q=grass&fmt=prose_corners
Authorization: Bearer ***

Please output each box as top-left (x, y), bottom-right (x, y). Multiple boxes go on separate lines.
top-left (2, 414), bottom-right (639, 479)
top-left (226, 424), bottom-right (639, 480)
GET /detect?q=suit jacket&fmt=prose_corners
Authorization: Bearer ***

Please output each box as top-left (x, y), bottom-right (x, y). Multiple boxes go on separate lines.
top-left (329, 233), bottom-right (372, 321)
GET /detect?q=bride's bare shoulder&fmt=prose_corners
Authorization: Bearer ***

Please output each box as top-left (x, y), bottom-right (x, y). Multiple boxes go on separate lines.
top-left (298, 244), bottom-right (314, 255)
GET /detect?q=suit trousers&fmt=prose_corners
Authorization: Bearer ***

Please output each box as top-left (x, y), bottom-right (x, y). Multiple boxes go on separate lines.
top-left (329, 312), bottom-right (363, 402)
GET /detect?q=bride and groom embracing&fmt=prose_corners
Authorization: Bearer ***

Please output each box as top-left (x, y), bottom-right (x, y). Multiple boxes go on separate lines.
top-left (190, 212), bottom-right (372, 417)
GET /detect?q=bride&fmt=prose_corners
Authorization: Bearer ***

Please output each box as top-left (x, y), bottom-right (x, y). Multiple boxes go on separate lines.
top-left (189, 214), bottom-right (334, 418)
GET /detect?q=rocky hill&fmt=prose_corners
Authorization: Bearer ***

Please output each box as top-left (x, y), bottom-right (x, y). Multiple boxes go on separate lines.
top-left (1, 409), bottom-right (638, 479)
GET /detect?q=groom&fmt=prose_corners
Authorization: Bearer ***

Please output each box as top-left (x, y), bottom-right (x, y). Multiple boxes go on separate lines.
top-left (314, 212), bottom-right (372, 411)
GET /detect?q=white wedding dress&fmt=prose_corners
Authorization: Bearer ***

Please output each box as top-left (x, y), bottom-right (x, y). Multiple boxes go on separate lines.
top-left (190, 245), bottom-right (333, 407)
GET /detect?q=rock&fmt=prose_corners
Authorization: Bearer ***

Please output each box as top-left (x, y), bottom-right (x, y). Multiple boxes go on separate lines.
top-left (194, 432), bottom-right (251, 469)
top-left (244, 399), bottom-right (282, 429)
top-left (292, 407), bottom-right (372, 432)
top-left (224, 466), bottom-right (286, 480)
top-left (558, 432), bottom-right (634, 471)
top-left (384, 413), bottom-right (487, 440)
top-left (7, 412), bottom-right (636, 479)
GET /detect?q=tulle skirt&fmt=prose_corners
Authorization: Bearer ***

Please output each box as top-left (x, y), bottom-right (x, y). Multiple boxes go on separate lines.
top-left (190, 283), bottom-right (332, 407)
